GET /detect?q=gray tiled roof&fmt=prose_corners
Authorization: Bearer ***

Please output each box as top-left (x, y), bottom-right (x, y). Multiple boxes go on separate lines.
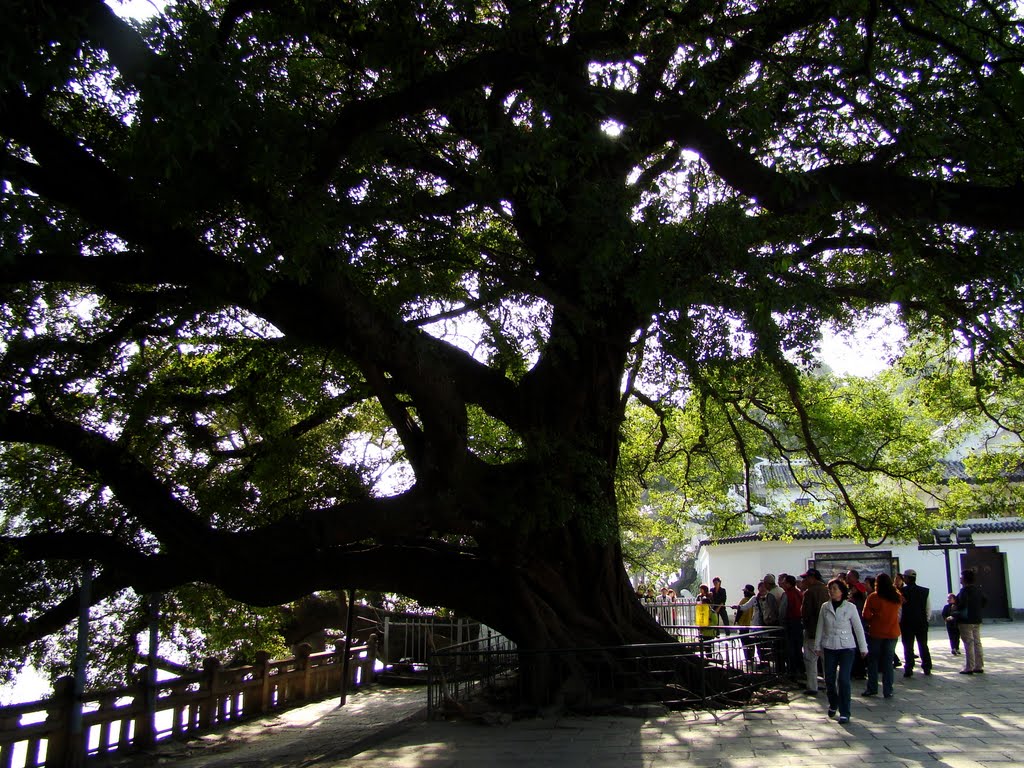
top-left (970, 519), bottom-right (1024, 533)
top-left (938, 460), bottom-right (971, 481)
top-left (700, 517), bottom-right (1024, 547)
top-left (700, 529), bottom-right (837, 546)
top-left (749, 462), bottom-right (826, 495)
top-left (938, 459), bottom-right (1024, 483)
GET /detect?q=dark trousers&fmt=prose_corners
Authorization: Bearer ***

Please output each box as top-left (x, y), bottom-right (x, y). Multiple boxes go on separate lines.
top-left (866, 637), bottom-right (898, 696)
top-left (946, 622), bottom-right (961, 653)
top-left (823, 647), bottom-right (855, 719)
top-left (852, 623), bottom-right (867, 678)
top-left (784, 619), bottom-right (804, 679)
top-left (901, 624), bottom-right (932, 673)
top-left (738, 627), bottom-right (757, 667)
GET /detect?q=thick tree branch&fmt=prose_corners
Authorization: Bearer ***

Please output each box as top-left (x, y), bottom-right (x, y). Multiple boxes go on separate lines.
top-left (0, 100), bottom-right (227, 280)
top-left (601, 86), bottom-right (1024, 231)
top-left (0, 411), bottom-right (212, 549)
top-left (249, 273), bottom-right (523, 438)
top-left (302, 48), bottom-right (536, 193)
top-left (0, 538), bottom-right (183, 650)
top-left (76, 0), bottom-right (168, 87)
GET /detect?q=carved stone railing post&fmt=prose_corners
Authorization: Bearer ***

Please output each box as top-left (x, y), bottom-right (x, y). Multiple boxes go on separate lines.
top-left (246, 652), bottom-right (268, 716)
top-left (360, 635), bottom-right (378, 688)
top-left (44, 676), bottom-right (78, 768)
top-left (2, 710), bottom-right (23, 768)
top-left (168, 681), bottom-right (190, 738)
top-left (201, 658), bottom-right (221, 729)
top-left (251, 652), bottom-right (271, 714)
top-left (295, 644), bottom-right (312, 701)
top-left (132, 669), bottom-right (155, 751)
top-left (95, 692), bottom-right (118, 757)
top-left (331, 640), bottom-right (347, 701)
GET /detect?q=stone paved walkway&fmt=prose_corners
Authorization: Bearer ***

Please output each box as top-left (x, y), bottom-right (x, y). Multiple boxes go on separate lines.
top-left (120, 622), bottom-right (1024, 767)
top-left (102, 687), bottom-right (427, 767)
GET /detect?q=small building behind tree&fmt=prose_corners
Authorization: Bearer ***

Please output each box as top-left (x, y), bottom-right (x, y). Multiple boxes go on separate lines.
top-left (697, 430), bottom-right (1024, 622)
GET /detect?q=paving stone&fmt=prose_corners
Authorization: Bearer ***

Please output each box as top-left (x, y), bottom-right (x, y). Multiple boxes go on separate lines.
top-left (103, 622), bottom-right (1024, 768)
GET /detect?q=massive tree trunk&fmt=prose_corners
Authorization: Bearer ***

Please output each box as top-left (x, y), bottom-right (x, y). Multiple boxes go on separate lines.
top-left (497, 530), bottom-right (662, 651)
top-left (454, 519), bottom-right (678, 712)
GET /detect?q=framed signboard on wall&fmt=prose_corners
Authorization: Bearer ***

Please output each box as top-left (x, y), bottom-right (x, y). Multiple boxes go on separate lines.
top-left (809, 551), bottom-right (899, 582)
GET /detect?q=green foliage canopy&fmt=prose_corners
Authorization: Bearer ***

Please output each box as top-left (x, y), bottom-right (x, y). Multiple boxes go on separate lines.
top-left (1, 0), bottom-right (1023, 683)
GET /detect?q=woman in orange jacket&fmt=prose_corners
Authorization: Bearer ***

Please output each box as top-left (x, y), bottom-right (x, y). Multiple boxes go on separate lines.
top-left (861, 573), bottom-right (904, 698)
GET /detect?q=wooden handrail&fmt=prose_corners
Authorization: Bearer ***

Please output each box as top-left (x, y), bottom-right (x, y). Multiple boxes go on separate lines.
top-left (0, 636), bottom-right (377, 768)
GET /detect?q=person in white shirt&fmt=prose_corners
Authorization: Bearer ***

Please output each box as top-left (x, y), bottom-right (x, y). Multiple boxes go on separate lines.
top-left (814, 578), bottom-right (868, 724)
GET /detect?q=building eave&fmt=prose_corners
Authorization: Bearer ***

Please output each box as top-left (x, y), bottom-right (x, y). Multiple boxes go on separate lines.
top-left (698, 518), bottom-right (1024, 549)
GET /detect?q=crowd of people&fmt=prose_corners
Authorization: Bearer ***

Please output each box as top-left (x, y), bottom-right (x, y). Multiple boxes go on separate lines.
top-left (687, 566), bottom-right (988, 724)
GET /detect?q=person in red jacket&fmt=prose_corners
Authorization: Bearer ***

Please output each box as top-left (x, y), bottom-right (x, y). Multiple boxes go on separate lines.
top-left (846, 569), bottom-right (869, 678)
top-left (861, 573), bottom-right (904, 698)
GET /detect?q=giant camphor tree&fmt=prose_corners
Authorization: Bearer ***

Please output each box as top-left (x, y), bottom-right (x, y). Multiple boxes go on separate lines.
top-left (2, 0), bottom-right (1024, 696)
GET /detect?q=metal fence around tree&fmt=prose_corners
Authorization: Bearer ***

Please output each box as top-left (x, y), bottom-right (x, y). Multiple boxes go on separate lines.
top-left (427, 624), bottom-right (783, 717)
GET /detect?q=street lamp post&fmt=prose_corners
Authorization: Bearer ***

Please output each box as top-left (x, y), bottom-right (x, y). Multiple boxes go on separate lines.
top-left (917, 527), bottom-right (975, 593)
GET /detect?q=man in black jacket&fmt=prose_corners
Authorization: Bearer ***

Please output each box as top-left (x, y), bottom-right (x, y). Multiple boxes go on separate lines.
top-left (899, 569), bottom-right (932, 677)
top-left (956, 569), bottom-right (988, 675)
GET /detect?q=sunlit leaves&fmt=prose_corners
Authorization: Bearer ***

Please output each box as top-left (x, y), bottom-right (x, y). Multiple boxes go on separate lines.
top-left (2, 0), bottom-right (1024, 675)
top-left (624, 353), bottom-right (970, 550)
top-left (159, 585), bottom-right (288, 667)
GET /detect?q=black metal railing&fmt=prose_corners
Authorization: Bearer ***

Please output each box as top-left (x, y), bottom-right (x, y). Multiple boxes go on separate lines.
top-left (427, 625), bottom-right (783, 717)
top-left (426, 630), bottom-right (517, 717)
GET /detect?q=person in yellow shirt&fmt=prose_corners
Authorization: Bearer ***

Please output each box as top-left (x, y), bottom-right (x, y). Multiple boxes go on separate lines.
top-left (733, 584), bottom-right (757, 668)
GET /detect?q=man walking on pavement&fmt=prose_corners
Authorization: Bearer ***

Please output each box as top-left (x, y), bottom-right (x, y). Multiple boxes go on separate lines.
top-left (899, 568), bottom-right (932, 677)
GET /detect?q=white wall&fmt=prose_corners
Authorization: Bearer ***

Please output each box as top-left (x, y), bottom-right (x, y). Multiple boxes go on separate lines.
top-left (697, 521), bottom-right (1023, 615)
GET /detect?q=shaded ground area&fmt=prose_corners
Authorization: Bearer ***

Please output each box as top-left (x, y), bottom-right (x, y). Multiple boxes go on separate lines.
top-left (99, 687), bottom-right (426, 768)
top-left (105, 623), bottom-right (1024, 767)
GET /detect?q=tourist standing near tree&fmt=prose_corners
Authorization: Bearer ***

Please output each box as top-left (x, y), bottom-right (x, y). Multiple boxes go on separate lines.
top-left (779, 574), bottom-right (804, 685)
top-left (696, 585), bottom-right (719, 645)
top-left (666, 588), bottom-right (680, 627)
top-left (814, 578), bottom-right (868, 724)
top-left (800, 569), bottom-right (829, 696)
top-left (763, 574), bottom-right (785, 673)
top-left (955, 569), bottom-right (988, 674)
top-left (710, 577), bottom-right (729, 626)
top-left (862, 573), bottom-right (904, 698)
top-left (846, 570), bottom-right (869, 679)
top-left (899, 569), bottom-right (932, 677)
top-left (657, 586), bottom-right (679, 628)
top-left (942, 593), bottom-right (961, 655)
top-left (764, 573), bottom-right (784, 603)
top-left (749, 581), bottom-right (780, 669)
top-left (734, 584), bottom-right (758, 668)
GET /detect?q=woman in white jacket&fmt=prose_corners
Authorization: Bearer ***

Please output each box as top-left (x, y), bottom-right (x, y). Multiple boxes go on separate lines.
top-left (814, 578), bottom-right (868, 724)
